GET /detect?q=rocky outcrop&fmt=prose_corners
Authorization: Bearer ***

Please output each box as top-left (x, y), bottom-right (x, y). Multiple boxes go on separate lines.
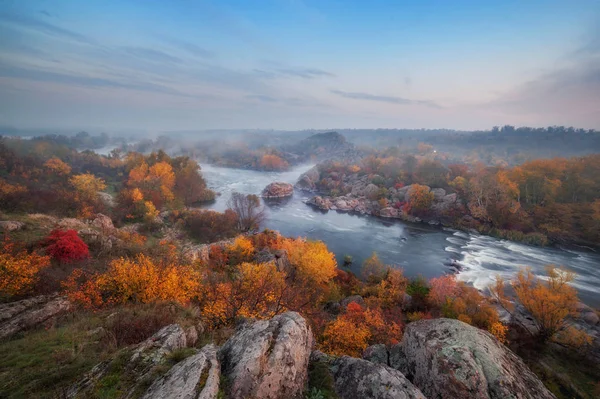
top-left (330, 356), bottom-right (426, 399)
top-left (401, 318), bottom-right (556, 399)
top-left (91, 213), bottom-right (114, 232)
top-left (262, 182), bottom-right (294, 198)
top-left (0, 220), bottom-right (24, 232)
top-left (141, 344), bottom-right (220, 399)
top-left (296, 166), bottom-right (320, 191)
top-left (131, 324), bottom-right (188, 365)
top-left (219, 311), bottom-right (313, 399)
top-left (68, 323), bottom-right (191, 398)
top-left (0, 294), bottom-right (71, 340)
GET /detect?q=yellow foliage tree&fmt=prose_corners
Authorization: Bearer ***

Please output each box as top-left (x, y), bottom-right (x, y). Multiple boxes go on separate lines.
top-left (44, 157), bottom-right (72, 175)
top-left (0, 240), bottom-right (51, 299)
top-left (280, 238), bottom-right (337, 285)
top-left (70, 173), bottom-right (106, 201)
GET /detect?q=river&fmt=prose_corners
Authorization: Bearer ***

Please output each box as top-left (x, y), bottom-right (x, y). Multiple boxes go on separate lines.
top-left (199, 163), bottom-right (600, 307)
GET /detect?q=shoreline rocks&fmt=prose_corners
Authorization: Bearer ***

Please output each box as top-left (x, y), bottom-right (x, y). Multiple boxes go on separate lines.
top-left (262, 182), bottom-right (294, 198)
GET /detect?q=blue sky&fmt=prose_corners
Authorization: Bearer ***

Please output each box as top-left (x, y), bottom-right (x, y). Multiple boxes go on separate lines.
top-left (0, 0), bottom-right (598, 131)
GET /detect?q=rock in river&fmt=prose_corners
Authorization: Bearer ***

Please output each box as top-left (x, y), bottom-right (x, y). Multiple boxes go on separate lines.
top-left (262, 182), bottom-right (294, 198)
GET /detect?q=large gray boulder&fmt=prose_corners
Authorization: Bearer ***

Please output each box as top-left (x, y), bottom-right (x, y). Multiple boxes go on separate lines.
top-left (141, 344), bottom-right (220, 399)
top-left (0, 294), bottom-right (72, 340)
top-left (401, 318), bottom-right (555, 399)
top-left (219, 311), bottom-right (313, 399)
top-left (330, 356), bottom-right (425, 399)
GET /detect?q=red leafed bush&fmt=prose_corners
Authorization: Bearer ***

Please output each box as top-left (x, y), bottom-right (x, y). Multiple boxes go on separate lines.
top-left (44, 229), bottom-right (89, 262)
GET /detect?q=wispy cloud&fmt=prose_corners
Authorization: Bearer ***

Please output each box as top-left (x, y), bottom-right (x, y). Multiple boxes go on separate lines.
top-left (331, 89), bottom-right (442, 108)
top-left (253, 64), bottom-right (335, 80)
top-left (0, 62), bottom-right (213, 99)
top-left (121, 46), bottom-right (182, 64)
top-left (0, 12), bottom-right (95, 45)
top-left (158, 35), bottom-right (216, 58)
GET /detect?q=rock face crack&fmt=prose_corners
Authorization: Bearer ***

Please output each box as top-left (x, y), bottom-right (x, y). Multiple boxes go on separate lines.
top-left (218, 311), bottom-right (313, 399)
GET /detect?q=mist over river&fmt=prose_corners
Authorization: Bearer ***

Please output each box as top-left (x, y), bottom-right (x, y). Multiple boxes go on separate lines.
top-left (199, 163), bottom-right (600, 307)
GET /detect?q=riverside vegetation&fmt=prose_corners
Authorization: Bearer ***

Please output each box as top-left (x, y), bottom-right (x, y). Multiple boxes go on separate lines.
top-left (0, 133), bottom-right (599, 398)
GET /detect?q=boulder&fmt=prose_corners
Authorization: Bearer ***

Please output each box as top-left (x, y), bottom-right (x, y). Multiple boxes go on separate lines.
top-left (56, 217), bottom-right (87, 230)
top-left (0, 294), bottom-right (72, 340)
top-left (307, 196), bottom-right (331, 211)
top-left (363, 344), bottom-right (388, 365)
top-left (68, 323), bottom-right (191, 398)
top-left (380, 207), bottom-right (399, 218)
top-left (401, 318), bottom-right (555, 399)
top-left (363, 183), bottom-right (379, 198)
top-left (296, 166), bottom-right (320, 191)
top-left (91, 213), bottom-right (114, 231)
top-left (219, 311), bottom-right (313, 399)
top-left (141, 344), bottom-right (220, 399)
top-left (97, 192), bottom-right (116, 207)
top-left (340, 295), bottom-right (366, 309)
top-left (576, 302), bottom-right (599, 326)
top-left (431, 188), bottom-right (446, 201)
top-left (131, 324), bottom-right (188, 365)
top-left (330, 356), bottom-right (425, 399)
top-left (0, 220), bottom-right (24, 232)
top-left (262, 182), bottom-right (294, 198)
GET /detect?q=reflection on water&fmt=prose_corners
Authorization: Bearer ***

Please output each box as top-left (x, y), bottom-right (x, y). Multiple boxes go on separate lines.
top-left (199, 163), bottom-right (600, 307)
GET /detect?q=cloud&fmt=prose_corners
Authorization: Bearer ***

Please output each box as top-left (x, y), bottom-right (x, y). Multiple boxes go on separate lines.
top-left (121, 46), bottom-right (182, 64)
top-left (0, 62), bottom-right (212, 99)
top-left (0, 12), bottom-right (95, 45)
top-left (276, 67), bottom-right (334, 79)
top-left (246, 94), bottom-right (278, 102)
top-left (253, 65), bottom-right (335, 80)
top-left (331, 89), bottom-right (442, 108)
top-left (158, 36), bottom-right (216, 58)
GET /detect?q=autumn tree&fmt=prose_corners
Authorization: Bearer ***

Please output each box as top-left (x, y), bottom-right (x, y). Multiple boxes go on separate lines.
top-left (0, 239), bottom-right (50, 299)
top-left (361, 252), bottom-right (387, 284)
top-left (227, 192), bottom-right (264, 232)
top-left (259, 154), bottom-right (289, 171)
top-left (406, 184), bottom-right (434, 214)
top-left (172, 157), bottom-right (215, 205)
top-left (200, 262), bottom-right (287, 328)
top-left (70, 173), bottom-right (107, 201)
top-left (44, 229), bottom-right (90, 263)
top-left (491, 266), bottom-right (590, 346)
top-left (44, 157), bottom-right (71, 176)
top-left (280, 238), bottom-right (337, 285)
top-left (64, 254), bottom-right (201, 308)
top-left (321, 302), bottom-right (401, 356)
top-left (428, 274), bottom-right (504, 340)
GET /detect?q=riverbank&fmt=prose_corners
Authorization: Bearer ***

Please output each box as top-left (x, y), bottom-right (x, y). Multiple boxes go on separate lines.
top-left (199, 163), bottom-right (600, 307)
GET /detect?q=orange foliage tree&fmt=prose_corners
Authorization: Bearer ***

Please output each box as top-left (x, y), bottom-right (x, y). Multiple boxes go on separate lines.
top-left (0, 239), bottom-right (51, 299)
top-left (44, 157), bottom-right (72, 175)
top-left (321, 302), bottom-right (402, 356)
top-left (428, 274), bottom-right (504, 341)
top-left (491, 266), bottom-right (590, 346)
top-left (63, 254), bottom-right (200, 308)
top-left (200, 262), bottom-right (287, 328)
top-left (259, 154), bottom-right (289, 171)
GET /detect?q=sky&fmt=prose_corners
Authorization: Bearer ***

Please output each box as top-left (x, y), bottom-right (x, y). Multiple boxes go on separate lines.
top-left (0, 0), bottom-right (599, 132)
